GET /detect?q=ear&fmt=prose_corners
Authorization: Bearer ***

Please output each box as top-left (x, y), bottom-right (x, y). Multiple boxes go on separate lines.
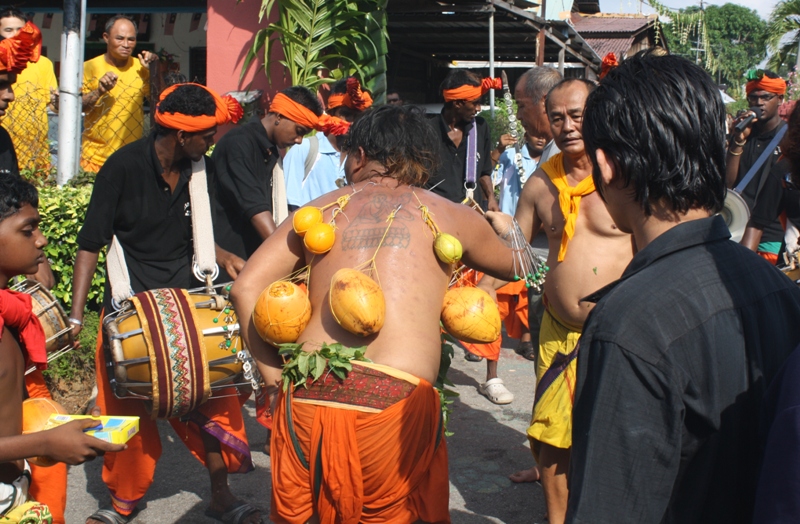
top-left (354, 147), bottom-right (367, 169)
top-left (595, 149), bottom-right (617, 187)
top-left (102, 32), bottom-right (109, 43)
top-left (176, 129), bottom-right (187, 145)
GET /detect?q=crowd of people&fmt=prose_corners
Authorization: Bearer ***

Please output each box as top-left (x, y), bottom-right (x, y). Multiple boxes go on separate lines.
top-left (0, 8), bottom-right (799, 524)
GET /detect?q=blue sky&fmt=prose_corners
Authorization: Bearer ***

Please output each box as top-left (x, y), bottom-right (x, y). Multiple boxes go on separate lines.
top-left (598, 0), bottom-right (775, 20)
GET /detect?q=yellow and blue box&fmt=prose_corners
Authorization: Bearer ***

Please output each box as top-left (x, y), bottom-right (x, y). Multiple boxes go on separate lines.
top-left (45, 415), bottom-right (140, 444)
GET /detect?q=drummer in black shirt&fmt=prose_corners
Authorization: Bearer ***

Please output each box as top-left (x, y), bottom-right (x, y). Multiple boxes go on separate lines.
top-left (426, 70), bottom-right (500, 211)
top-left (70, 84), bottom-right (263, 524)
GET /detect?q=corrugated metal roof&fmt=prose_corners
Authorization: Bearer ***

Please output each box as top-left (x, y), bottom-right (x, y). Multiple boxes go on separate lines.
top-left (584, 37), bottom-right (635, 59)
top-left (572, 16), bottom-right (653, 35)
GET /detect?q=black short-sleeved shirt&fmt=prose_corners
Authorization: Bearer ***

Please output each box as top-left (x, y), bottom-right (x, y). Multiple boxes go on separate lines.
top-left (425, 112), bottom-right (493, 204)
top-left (733, 121), bottom-right (787, 244)
top-left (0, 127), bottom-right (19, 176)
top-left (211, 120), bottom-right (278, 260)
top-left (567, 216), bottom-right (800, 524)
top-left (78, 133), bottom-right (217, 311)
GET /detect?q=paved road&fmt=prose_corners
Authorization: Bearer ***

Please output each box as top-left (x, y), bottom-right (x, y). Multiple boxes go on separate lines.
top-left (65, 339), bottom-right (546, 523)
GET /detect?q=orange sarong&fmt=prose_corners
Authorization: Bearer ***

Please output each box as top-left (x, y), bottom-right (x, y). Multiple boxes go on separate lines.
top-left (93, 319), bottom-right (253, 516)
top-left (271, 361), bottom-right (450, 524)
top-left (462, 277), bottom-right (530, 361)
top-left (25, 371), bottom-right (67, 524)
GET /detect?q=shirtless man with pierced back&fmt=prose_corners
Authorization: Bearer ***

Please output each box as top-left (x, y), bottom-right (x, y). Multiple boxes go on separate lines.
top-left (485, 78), bottom-right (634, 524)
top-left (232, 105), bottom-right (523, 523)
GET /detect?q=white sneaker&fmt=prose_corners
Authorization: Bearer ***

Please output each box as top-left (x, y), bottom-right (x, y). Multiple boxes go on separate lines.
top-left (478, 378), bottom-right (514, 405)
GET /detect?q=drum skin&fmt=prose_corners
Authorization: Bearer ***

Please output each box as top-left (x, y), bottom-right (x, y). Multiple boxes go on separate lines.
top-left (13, 280), bottom-right (73, 354)
top-left (109, 291), bottom-right (243, 397)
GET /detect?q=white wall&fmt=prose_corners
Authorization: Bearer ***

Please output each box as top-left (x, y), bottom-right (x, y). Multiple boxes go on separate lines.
top-left (28, 12), bottom-right (206, 77)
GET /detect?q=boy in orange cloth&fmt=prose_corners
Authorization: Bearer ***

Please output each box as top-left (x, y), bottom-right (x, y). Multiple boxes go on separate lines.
top-left (233, 104), bottom-right (527, 523)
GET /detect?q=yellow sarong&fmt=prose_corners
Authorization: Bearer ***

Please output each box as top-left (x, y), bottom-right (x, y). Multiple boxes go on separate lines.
top-left (527, 305), bottom-right (581, 456)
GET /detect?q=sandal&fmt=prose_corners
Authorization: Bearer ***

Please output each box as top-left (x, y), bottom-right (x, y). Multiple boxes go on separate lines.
top-left (86, 507), bottom-right (136, 524)
top-left (478, 378), bottom-right (514, 404)
top-left (464, 349), bottom-right (484, 362)
top-left (514, 340), bottom-right (537, 362)
top-left (204, 500), bottom-right (263, 524)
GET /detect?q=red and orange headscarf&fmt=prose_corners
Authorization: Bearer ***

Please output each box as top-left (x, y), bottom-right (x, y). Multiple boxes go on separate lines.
top-left (442, 77), bottom-right (502, 102)
top-left (746, 76), bottom-right (787, 96)
top-left (154, 83), bottom-right (243, 132)
top-left (0, 21), bottom-right (41, 74)
top-left (269, 92), bottom-right (351, 136)
top-left (599, 52), bottom-right (618, 80)
top-left (327, 77), bottom-right (373, 111)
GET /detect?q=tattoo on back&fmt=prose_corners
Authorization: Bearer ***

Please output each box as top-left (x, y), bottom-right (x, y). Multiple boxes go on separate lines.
top-left (341, 193), bottom-right (415, 251)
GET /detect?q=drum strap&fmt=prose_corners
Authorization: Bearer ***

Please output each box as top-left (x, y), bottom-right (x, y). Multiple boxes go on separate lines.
top-left (107, 158), bottom-right (219, 305)
top-left (734, 125), bottom-right (787, 195)
top-left (272, 156), bottom-right (289, 226)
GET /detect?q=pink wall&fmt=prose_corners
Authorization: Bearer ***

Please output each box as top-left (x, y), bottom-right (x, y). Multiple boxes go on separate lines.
top-left (206, 0), bottom-right (291, 134)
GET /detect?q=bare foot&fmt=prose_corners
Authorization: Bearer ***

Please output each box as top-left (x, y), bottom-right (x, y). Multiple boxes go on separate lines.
top-left (509, 465), bottom-right (541, 483)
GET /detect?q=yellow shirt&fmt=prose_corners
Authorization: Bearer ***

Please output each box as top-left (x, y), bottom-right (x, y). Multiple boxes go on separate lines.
top-left (80, 54), bottom-right (150, 172)
top-left (3, 57), bottom-right (57, 172)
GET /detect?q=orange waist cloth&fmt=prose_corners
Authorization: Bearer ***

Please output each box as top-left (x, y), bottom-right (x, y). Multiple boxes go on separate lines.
top-left (94, 314), bottom-right (253, 516)
top-left (270, 361), bottom-right (450, 524)
top-left (462, 278), bottom-right (529, 361)
top-left (25, 371), bottom-right (67, 524)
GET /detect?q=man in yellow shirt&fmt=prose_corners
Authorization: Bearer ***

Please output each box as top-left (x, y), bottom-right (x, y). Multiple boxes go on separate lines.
top-left (0, 8), bottom-right (57, 174)
top-left (80, 14), bottom-right (156, 172)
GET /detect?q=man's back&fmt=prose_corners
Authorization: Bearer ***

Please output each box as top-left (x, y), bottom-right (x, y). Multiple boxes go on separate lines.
top-left (570, 216), bottom-right (800, 523)
top-left (297, 182), bottom-right (510, 384)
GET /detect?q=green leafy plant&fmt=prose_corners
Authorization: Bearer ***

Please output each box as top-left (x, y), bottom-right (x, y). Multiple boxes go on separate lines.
top-left (38, 185), bottom-right (106, 309)
top-left (242, 0), bottom-right (389, 102)
top-left (278, 341), bottom-right (370, 390)
top-left (767, 0), bottom-right (800, 71)
top-left (437, 331), bottom-right (460, 437)
top-left (43, 310), bottom-right (99, 381)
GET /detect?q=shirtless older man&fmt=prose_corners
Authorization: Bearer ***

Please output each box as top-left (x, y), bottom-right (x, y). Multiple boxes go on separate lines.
top-left (486, 78), bottom-right (634, 524)
top-left (232, 105), bottom-right (522, 523)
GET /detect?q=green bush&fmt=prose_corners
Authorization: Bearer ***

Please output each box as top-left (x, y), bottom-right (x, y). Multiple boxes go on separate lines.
top-left (478, 97), bottom-right (524, 149)
top-left (43, 310), bottom-right (99, 381)
top-left (38, 184), bottom-right (106, 310)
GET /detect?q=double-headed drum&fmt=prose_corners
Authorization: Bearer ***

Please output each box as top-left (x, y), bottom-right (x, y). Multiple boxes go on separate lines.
top-left (12, 279), bottom-right (74, 356)
top-left (103, 284), bottom-right (258, 419)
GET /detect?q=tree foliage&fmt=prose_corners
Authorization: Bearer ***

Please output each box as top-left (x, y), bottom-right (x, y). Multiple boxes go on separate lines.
top-left (766, 0), bottom-right (800, 71)
top-left (663, 3), bottom-right (766, 91)
top-left (242, 0), bottom-right (389, 103)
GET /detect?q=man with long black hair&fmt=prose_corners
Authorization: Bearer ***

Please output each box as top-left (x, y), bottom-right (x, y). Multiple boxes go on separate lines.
top-left (568, 50), bottom-right (800, 523)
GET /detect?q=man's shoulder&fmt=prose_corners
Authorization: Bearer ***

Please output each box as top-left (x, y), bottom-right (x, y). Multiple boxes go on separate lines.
top-left (216, 123), bottom-right (258, 149)
top-left (101, 136), bottom-right (150, 174)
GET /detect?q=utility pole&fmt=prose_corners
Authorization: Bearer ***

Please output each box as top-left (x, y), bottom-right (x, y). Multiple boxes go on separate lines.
top-left (57, 0), bottom-right (84, 186)
top-left (690, 0), bottom-right (705, 66)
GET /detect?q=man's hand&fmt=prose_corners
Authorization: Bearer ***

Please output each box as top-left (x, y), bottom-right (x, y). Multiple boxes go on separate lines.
top-left (43, 419), bottom-right (126, 465)
top-left (485, 211), bottom-right (514, 236)
top-left (731, 110), bottom-right (757, 145)
top-left (477, 276), bottom-right (499, 302)
top-left (497, 134), bottom-right (516, 151)
top-left (97, 72), bottom-right (118, 95)
top-left (486, 197), bottom-right (500, 213)
top-left (216, 246), bottom-right (246, 280)
top-left (138, 51), bottom-right (157, 68)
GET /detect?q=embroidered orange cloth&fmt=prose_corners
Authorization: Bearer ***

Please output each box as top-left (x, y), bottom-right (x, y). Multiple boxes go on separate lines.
top-left (746, 76), bottom-right (787, 96)
top-left (270, 362), bottom-right (450, 524)
top-left (154, 83), bottom-right (243, 132)
top-left (442, 77), bottom-right (502, 102)
top-left (0, 21), bottom-right (41, 74)
top-left (0, 288), bottom-right (46, 370)
top-left (541, 153), bottom-right (596, 262)
top-left (327, 77), bottom-right (373, 111)
top-left (269, 93), bottom-right (351, 136)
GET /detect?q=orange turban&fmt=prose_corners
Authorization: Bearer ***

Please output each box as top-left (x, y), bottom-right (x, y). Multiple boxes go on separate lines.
top-left (328, 77), bottom-right (373, 111)
top-left (746, 76), bottom-right (786, 96)
top-left (442, 77), bottom-right (502, 102)
top-left (0, 21), bottom-right (41, 74)
top-left (599, 53), bottom-right (618, 80)
top-left (269, 92), bottom-right (351, 136)
top-left (154, 83), bottom-right (243, 132)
